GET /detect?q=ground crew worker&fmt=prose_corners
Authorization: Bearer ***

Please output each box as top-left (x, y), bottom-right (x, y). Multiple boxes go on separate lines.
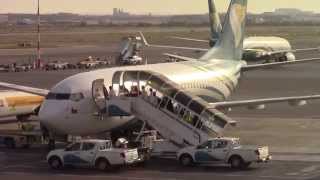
top-left (109, 86), bottom-right (116, 98)
top-left (103, 85), bottom-right (109, 99)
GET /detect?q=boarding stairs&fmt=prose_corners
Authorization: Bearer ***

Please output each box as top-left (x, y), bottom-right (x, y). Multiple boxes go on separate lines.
top-left (91, 71), bottom-right (237, 151)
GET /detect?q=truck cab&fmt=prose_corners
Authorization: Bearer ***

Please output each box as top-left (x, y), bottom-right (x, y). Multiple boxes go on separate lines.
top-left (47, 139), bottom-right (139, 171)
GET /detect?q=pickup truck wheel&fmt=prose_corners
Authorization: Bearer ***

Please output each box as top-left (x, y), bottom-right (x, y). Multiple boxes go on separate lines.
top-left (48, 156), bottom-right (63, 170)
top-left (179, 154), bottom-right (193, 167)
top-left (95, 159), bottom-right (112, 171)
top-left (230, 156), bottom-right (244, 169)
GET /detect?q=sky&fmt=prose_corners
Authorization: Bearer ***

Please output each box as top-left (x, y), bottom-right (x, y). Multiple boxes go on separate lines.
top-left (1, 0), bottom-right (320, 15)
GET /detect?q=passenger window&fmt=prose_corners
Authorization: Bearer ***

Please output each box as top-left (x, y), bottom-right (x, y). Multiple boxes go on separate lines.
top-left (82, 142), bottom-right (95, 151)
top-left (197, 141), bottom-right (212, 149)
top-left (100, 141), bottom-right (111, 150)
top-left (66, 143), bottom-right (81, 151)
top-left (214, 140), bottom-right (228, 149)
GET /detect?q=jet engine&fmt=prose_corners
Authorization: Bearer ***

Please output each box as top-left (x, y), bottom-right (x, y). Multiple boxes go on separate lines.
top-left (285, 52), bottom-right (296, 61)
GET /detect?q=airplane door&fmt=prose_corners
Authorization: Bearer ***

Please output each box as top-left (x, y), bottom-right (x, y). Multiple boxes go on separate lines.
top-left (92, 79), bottom-right (107, 114)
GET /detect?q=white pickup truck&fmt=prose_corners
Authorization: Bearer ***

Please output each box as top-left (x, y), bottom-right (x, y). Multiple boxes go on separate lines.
top-left (177, 137), bottom-right (271, 169)
top-left (47, 139), bottom-right (139, 171)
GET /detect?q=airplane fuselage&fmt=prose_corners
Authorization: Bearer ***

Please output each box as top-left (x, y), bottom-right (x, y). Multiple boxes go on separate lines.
top-left (39, 59), bottom-right (244, 135)
top-left (244, 36), bottom-right (291, 52)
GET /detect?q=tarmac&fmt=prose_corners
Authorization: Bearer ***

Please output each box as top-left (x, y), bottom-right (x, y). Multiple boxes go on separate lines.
top-left (1, 146), bottom-right (320, 180)
top-left (0, 34), bottom-right (320, 180)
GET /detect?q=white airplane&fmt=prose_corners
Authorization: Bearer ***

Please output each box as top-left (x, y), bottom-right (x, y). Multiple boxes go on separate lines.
top-left (155, 0), bottom-right (319, 62)
top-left (1, 0), bottom-right (320, 144)
top-left (0, 90), bottom-right (44, 121)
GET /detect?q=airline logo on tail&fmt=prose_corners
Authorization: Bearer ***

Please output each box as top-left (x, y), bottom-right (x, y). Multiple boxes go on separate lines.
top-left (230, 3), bottom-right (246, 48)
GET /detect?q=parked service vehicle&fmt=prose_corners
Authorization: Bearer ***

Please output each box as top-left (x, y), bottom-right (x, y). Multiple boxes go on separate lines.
top-left (77, 60), bottom-right (99, 69)
top-left (45, 61), bottom-right (69, 70)
top-left (177, 137), bottom-right (271, 169)
top-left (77, 56), bottom-right (108, 69)
top-left (0, 65), bottom-right (10, 72)
top-left (47, 139), bottom-right (140, 171)
top-left (14, 64), bottom-right (33, 72)
top-left (121, 55), bottom-right (143, 65)
top-left (0, 123), bottom-right (43, 149)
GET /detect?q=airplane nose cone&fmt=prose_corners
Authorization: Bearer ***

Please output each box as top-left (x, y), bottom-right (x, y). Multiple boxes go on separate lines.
top-left (38, 100), bottom-right (69, 134)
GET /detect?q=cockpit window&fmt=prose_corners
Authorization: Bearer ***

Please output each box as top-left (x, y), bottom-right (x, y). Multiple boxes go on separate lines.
top-left (46, 93), bottom-right (70, 100)
top-left (46, 92), bottom-right (84, 101)
top-left (56, 94), bottom-right (71, 100)
top-left (46, 93), bottom-right (56, 100)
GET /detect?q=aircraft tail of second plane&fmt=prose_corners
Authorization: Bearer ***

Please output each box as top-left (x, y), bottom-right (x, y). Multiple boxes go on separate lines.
top-left (201, 0), bottom-right (247, 61)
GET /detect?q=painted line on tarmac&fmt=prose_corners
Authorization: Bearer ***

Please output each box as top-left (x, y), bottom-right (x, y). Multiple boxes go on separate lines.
top-left (301, 166), bottom-right (319, 173)
top-left (273, 155), bottom-right (320, 162)
top-left (286, 165), bottom-right (320, 177)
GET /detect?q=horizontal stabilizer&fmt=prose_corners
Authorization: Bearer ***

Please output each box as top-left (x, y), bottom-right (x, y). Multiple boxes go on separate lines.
top-left (242, 58), bottom-right (320, 71)
top-left (0, 82), bottom-right (49, 96)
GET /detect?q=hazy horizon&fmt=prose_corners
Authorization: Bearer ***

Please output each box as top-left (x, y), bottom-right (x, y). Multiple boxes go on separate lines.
top-left (1, 0), bottom-right (320, 15)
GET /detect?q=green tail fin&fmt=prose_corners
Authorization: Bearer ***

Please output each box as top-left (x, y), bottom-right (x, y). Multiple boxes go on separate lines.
top-left (208, 0), bottom-right (222, 44)
top-left (201, 0), bottom-right (247, 61)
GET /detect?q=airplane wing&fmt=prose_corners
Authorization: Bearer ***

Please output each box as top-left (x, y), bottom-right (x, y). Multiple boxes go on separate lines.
top-left (139, 32), bottom-right (208, 52)
top-left (242, 58), bottom-right (320, 71)
top-left (163, 53), bottom-right (198, 61)
top-left (209, 95), bottom-right (320, 110)
top-left (0, 82), bottom-right (49, 96)
top-left (168, 36), bottom-right (210, 43)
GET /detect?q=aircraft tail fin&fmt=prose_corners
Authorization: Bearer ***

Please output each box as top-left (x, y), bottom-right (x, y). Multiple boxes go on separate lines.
top-left (201, 0), bottom-right (247, 61)
top-left (208, 0), bottom-right (222, 46)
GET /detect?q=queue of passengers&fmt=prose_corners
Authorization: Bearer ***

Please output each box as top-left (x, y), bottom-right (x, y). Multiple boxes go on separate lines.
top-left (102, 84), bottom-right (202, 128)
top-left (103, 85), bottom-right (158, 103)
